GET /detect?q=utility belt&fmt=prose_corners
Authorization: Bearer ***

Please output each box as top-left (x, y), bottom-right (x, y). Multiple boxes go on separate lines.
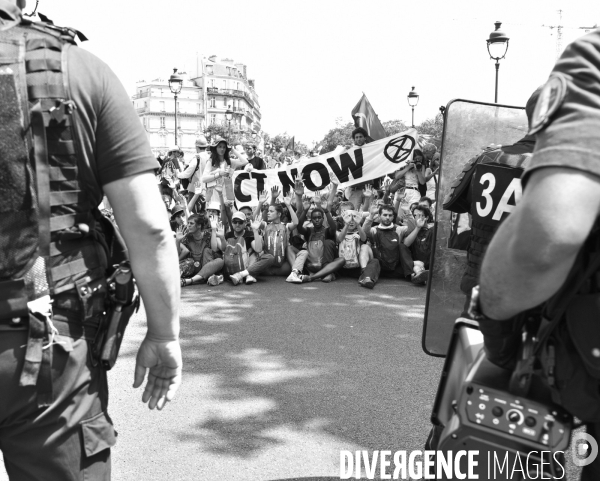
top-left (0, 262), bottom-right (139, 408)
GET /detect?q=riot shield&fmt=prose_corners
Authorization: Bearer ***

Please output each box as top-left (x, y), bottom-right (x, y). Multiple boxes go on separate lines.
top-left (422, 100), bottom-right (528, 357)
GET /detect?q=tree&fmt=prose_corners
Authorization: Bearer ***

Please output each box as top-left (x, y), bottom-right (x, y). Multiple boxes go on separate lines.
top-left (261, 131), bottom-right (308, 156)
top-left (382, 120), bottom-right (409, 136)
top-left (315, 114), bottom-right (443, 154)
top-left (317, 119), bottom-right (355, 154)
top-left (416, 113), bottom-right (443, 144)
top-left (205, 123), bottom-right (250, 147)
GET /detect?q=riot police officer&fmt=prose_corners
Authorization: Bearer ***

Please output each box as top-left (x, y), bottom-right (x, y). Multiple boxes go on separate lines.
top-left (0, 1), bottom-right (182, 479)
top-left (443, 87), bottom-right (541, 314)
top-left (475, 30), bottom-right (600, 480)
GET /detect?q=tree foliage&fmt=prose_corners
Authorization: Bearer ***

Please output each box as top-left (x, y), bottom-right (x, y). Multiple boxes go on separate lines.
top-left (316, 115), bottom-right (443, 154)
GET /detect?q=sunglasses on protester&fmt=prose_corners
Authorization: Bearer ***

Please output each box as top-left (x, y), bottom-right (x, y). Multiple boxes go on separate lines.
top-left (232, 219), bottom-right (245, 225)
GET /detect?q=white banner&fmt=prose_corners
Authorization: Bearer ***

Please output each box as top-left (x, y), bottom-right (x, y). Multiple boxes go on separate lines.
top-left (232, 129), bottom-right (418, 206)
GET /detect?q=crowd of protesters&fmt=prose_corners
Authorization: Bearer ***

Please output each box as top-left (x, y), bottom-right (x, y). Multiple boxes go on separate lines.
top-left (101, 127), bottom-right (439, 290)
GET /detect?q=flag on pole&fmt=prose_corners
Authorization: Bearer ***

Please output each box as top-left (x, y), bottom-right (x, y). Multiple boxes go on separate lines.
top-left (351, 94), bottom-right (387, 142)
top-left (286, 136), bottom-right (295, 152)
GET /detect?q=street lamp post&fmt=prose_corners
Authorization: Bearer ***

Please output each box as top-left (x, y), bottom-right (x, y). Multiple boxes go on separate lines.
top-left (168, 68), bottom-right (183, 146)
top-left (225, 107), bottom-right (233, 142)
top-left (486, 21), bottom-right (510, 103)
top-left (407, 86), bottom-right (419, 128)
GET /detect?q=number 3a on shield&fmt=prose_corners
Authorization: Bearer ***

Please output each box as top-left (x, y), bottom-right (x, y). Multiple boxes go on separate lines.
top-left (476, 173), bottom-right (523, 221)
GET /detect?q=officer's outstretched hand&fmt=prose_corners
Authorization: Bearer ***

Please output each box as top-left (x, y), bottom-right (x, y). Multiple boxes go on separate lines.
top-left (133, 337), bottom-right (183, 410)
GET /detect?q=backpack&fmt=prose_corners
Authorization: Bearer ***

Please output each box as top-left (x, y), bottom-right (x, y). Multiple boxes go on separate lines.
top-left (223, 236), bottom-right (248, 275)
top-left (339, 233), bottom-right (361, 269)
top-left (307, 229), bottom-right (327, 270)
top-left (264, 223), bottom-right (288, 267)
top-left (373, 228), bottom-right (400, 271)
top-left (180, 156), bottom-right (200, 190)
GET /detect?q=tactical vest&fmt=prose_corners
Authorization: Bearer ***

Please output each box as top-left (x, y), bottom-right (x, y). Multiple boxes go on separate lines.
top-left (444, 146), bottom-right (532, 287)
top-left (0, 20), bottom-right (107, 321)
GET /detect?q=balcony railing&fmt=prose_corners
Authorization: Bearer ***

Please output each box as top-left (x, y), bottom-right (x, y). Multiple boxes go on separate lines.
top-left (132, 91), bottom-right (150, 100)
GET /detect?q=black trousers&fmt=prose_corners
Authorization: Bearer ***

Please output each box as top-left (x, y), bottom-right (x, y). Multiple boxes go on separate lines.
top-left (0, 312), bottom-right (114, 480)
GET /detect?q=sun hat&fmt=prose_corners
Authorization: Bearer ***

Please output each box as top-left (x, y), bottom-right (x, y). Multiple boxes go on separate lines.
top-left (170, 204), bottom-right (184, 220)
top-left (209, 137), bottom-right (231, 153)
top-left (195, 136), bottom-right (209, 148)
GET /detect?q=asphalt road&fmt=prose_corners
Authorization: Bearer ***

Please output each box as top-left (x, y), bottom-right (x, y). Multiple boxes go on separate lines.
top-left (0, 275), bottom-right (585, 480)
top-left (104, 276), bottom-right (442, 481)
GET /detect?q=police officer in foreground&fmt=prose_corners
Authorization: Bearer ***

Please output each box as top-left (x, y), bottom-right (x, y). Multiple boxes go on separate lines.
top-left (474, 30), bottom-right (600, 479)
top-left (0, 1), bottom-right (182, 479)
top-left (443, 87), bottom-right (541, 315)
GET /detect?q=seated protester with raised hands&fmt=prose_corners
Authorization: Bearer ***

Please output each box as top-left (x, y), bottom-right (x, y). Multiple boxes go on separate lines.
top-left (359, 204), bottom-right (412, 288)
top-left (176, 212), bottom-right (224, 287)
top-left (402, 205), bottom-right (433, 285)
top-left (260, 191), bottom-right (299, 276)
top-left (336, 209), bottom-right (379, 286)
top-left (216, 212), bottom-right (275, 285)
top-left (290, 186), bottom-right (346, 283)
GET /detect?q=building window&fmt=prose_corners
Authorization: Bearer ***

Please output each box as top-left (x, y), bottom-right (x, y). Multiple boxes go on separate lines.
top-left (161, 134), bottom-right (166, 147)
top-left (197, 103), bottom-right (202, 113)
top-left (206, 65), bottom-right (213, 75)
top-left (226, 67), bottom-right (231, 76)
top-left (211, 114), bottom-right (216, 124)
top-left (160, 117), bottom-right (165, 128)
top-left (210, 98), bottom-right (215, 108)
top-left (160, 101), bottom-right (165, 111)
top-left (236, 82), bottom-right (239, 91)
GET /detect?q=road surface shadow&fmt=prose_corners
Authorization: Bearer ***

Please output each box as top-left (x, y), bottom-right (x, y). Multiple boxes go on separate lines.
top-left (119, 277), bottom-right (441, 460)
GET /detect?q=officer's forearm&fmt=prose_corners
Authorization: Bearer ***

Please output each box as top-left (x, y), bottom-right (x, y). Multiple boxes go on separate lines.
top-left (104, 173), bottom-right (180, 341)
top-left (480, 209), bottom-right (579, 320)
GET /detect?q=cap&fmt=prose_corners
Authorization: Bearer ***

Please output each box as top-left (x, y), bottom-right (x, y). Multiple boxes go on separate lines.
top-left (206, 201), bottom-right (221, 212)
top-left (232, 211), bottom-right (246, 222)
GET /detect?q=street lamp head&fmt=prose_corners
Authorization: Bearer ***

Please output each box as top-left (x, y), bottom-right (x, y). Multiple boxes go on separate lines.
top-left (225, 107), bottom-right (233, 121)
top-left (168, 68), bottom-right (183, 95)
top-left (487, 21), bottom-right (509, 60)
top-left (407, 86), bottom-right (419, 107)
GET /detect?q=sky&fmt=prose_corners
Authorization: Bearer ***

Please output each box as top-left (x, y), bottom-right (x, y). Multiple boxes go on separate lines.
top-left (37, 0), bottom-right (600, 147)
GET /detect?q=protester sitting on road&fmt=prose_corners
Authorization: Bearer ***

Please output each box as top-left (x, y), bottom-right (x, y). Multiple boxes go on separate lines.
top-left (402, 205), bottom-right (433, 285)
top-left (170, 204), bottom-right (186, 232)
top-left (418, 196), bottom-right (435, 222)
top-left (217, 212), bottom-right (275, 285)
top-left (260, 193), bottom-right (299, 276)
top-left (290, 188), bottom-right (346, 283)
top-left (358, 204), bottom-right (412, 289)
top-left (336, 210), bottom-right (379, 284)
top-left (177, 213), bottom-right (224, 287)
